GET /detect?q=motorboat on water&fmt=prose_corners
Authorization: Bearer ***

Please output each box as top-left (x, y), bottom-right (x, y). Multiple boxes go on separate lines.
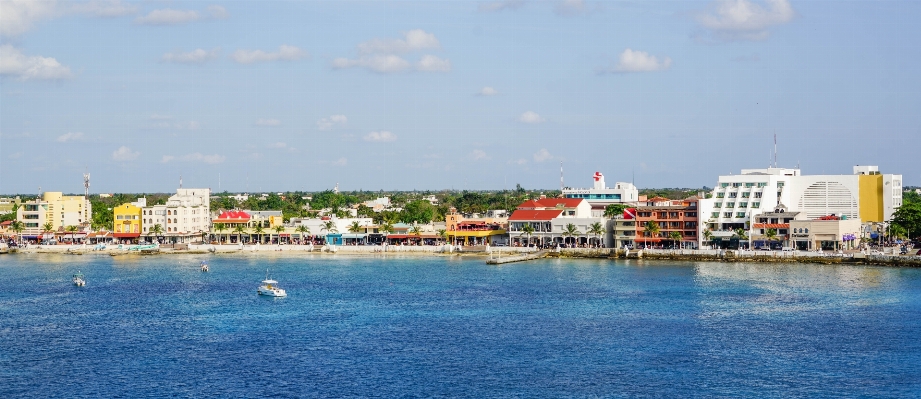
top-left (200, 261), bottom-right (209, 272)
top-left (72, 271), bottom-right (86, 287)
top-left (257, 270), bottom-right (286, 297)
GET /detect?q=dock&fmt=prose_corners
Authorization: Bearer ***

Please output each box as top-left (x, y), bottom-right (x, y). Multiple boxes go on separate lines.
top-left (486, 250), bottom-right (548, 265)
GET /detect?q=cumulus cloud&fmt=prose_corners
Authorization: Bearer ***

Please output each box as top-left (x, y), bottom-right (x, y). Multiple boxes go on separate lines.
top-left (56, 132), bottom-right (84, 142)
top-left (697, 0), bottom-right (794, 41)
top-left (518, 111), bottom-right (545, 124)
top-left (0, 0), bottom-right (57, 37)
top-left (112, 146), bottom-right (140, 161)
top-left (207, 5), bottom-right (229, 19)
top-left (231, 45), bottom-right (307, 64)
top-left (317, 115), bottom-right (347, 130)
top-left (610, 48), bottom-right (672, 73)
top-left (0, 45), bottom-right (72, 80)
top-left (478, 0), bottom-right (526, 12)
top-left (332, 55), bottom-right (411, 73)
top-left (416, 55), bottom-right (451, 72)
top-left (478, 87), bottom-right (499, 96)
top-left (332, 157), bottom-right (348, 166)
top-left (135, 8), bottom-right (199, 25)
top-left (334, 29), bottom-right (449, 74)
top-left (364, 131), bottom-right (397, 142)
top-left (70, 1), bottom-right (138, 18)
top-left (533, 148), bottom-right (552, 162)
top-left (255, 118), bottom-right (281, 127)
top-left (161, 48), bottom-right (220, 64)
top-left (357, 29), bottom-right (441, 54)
top-left (162, 152), bottom-right (225, 164)
top-left (470, 150), bottom-right (488, 160)
top-left (267, 142), bottom-right (287, 149)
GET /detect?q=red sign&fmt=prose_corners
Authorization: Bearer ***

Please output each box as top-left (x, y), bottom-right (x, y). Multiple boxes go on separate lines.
top-left (623, 208), bottom-right (636, 220)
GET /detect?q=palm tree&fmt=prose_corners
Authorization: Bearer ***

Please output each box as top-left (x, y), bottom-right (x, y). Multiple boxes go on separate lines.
top-left (409, 225), bottom-right (422, 245)
top-left (274, 225), bottom-right (285, 243)
top-left (348, 221), bottom-right (362, 233)
top-left (233, 225), bottom-right (245, 244)
top-left (643, 221), bottom-right (660, 248)
top-left (214, 222), bottom-right (226, 243)
top-left (520, 224), bottom-right (535, 247)
top-left (321, 220), bottom-right (337, 234)
top-left (669, 231), bottom-right (683, 249)
top-left (765, 228), bottom-right (778, 249)
top-left (588, 222), bottom-right (605, 248)
top-left (295, 225), bottom-right (310, 244)
top-left (42, 222), bottom-right (53, 233)
top-left (253, 224), bottom-right (265, 244)
top-left (151, 224), bottom-right (164, 243)
top-left (734, 228), bottom-right (748, 249)
top-left (379, 222), bottom-right (393, 235)
top-left (65, 225), bottom-right (78, 245)
top-left (437, 229), bottom-right (447, 245)
top-left (703, 228), bottom-right (713, 248)
top-left (562, 223), bottom-right (581, 246)
top-left (10, 220), bottom-right (25, 246)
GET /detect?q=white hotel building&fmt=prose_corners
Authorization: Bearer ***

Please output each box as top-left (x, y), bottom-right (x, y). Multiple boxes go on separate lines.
top-left (563, 172), bottom-right (640, 217)
top-left (698, 166), bottom-right (902, 247)
top-left (141, 188), bottom-right (212, 242)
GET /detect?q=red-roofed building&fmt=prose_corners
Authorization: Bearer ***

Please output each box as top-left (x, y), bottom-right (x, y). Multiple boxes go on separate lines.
top-left (508, 197), bottom-right (605, 247)
top-left (213, 210), bottom-right (251, 225)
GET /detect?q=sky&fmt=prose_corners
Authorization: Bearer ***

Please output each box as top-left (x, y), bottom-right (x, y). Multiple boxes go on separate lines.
top-left (1, 0), bottom-right (919, 195)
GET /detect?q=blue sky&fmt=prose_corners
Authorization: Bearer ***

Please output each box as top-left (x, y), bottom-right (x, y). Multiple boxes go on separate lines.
top-left (2, 0), bottom-right (919, 194)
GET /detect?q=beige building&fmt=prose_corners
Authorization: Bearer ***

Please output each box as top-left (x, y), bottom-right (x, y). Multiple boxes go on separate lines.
top-left (790, 217), bottom-right (862, 251)
top-left (141, 188), bottom-right (211, 243)
top-left (16, 192), bottom-right (92, 236)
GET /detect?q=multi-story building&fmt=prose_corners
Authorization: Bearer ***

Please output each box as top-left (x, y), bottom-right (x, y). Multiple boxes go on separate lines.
top-left (16, 192), bottom-right (92, 236)
top-left (113, 198), bottom-right (144, 242)
top-left (445, 207), bottom-right (508, 246)
top-left (699, 165), bottom-right (901, 249)
top-left (508, 197), bottom-right (604, 247)
top-left (606, 207), bottom-right (638, 249)
top-left (563, 172), bottom-right (640, 217)
top-left (634, 196), bottom-right (699, 249)
top-left (141, 188), bottom-right (211, 242)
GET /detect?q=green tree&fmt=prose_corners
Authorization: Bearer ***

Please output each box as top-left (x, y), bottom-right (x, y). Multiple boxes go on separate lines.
top-left (734, 228), bottom-right (748, 241)
top-left (321, 220), bottom-right (338, 235)
top-left (893, 201), bottom-right (921, 240)
top-left (42, 222), bottom-right (54, 232)
top-left (65, 225), bottom-right (78, 244)
top-left (233, 225), bottom-right (245, 243)
top-left (520, 224), bottom-right (535, 246)
top-left (603, 204), bottom-right (628, 219)
top-left (437, 229), bottom-right (447, 244)
top-left (348, 221), bottom-right (362, 233)
top-left (562, 223), bottom-right (581, 246)
top-left (274, 225), bottom-right (285, 242)
top-left (402, 200), bottom-right (437, 224)
top-left (151, 224), bottom-right (163, 243)
top-left (296, 225), bottom-right (310, 244)
top-left (765, 228), bottom-right (778, 246)
top-left (214, 223), bottom-right (226, 243)
top-left (10, 220), bottom-right (25, 245)
top-left (253, 224), bottom-right (265, 244)
top-left (379, 222), bottom-right (394, 235)
top-left (643, 221), bottom-right (660, 248)
top-left (669, 231), bottom-right (683, 248)
top-left (588, 222), bottom-right (605, 247)
top-left (703, 228), bottom-right (713, 246)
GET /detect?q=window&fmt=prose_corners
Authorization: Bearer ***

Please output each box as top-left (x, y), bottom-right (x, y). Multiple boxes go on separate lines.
top-left (754, 192), bottom-right (762, 198)
top-left (728, 193), bottom-right (737, 198)
top-left (753, 202), bottom-right (761, 208)
top-left (741, 193), bottom-right (750, 198)
top-left (740, 203), bottom-right (748, 208)
top-left (758, 182), bottom-right (767, 188)
top-left (717, 193), bottom-right (725, 198)
top-left (735, 212), bottom-right (746, 218)
top-left (711, 212), bottom-right (719, 218)
top-left (714, 203), bottom-right (722, 208)
top-left (777, 182), bottom-right (785, 188)
top-left (686, 212), bottom-right (697, 217)
top-left (732, 183), bottom-right (742, 187)
top-left (723, 212), bottom-right (732, 218)
top-left (745, 183), bottom-right (754, 187)
top-left (726, 202), bottom-right (735, 208)
top-left (720, 183), bottom-right (729, 188)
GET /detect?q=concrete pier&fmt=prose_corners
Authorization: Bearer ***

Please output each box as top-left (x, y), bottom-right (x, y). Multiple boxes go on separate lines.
top-left (486, 250), bottom-right (548, 265)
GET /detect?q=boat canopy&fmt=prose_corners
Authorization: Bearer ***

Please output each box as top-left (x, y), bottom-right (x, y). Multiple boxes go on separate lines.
top-left (262, 279), bottom-right (278, 284)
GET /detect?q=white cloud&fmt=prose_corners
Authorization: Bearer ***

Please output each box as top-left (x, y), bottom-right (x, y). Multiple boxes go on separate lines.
top-left (364, 131), bottom-right (397, 142)
top-left (231, 45), bottom-right (307, 64)
top-left (162, 152), bottom-right (226, 164)
top-left (416, 55), bottom-right (451, 72)
top-left (332, 55), bottom-right (411, 73)
top-left (470, 150), bottom-right (488, 160)
top-left (162, 48), bottom-right (220, 64)
top-left (0, 45), bottom-right (72, 80)
top-left (135, 8), bottom-right (200, 25)
top-left (317, 115), bottom-right (348, 130)
top-left (149, 114), bottom-right (172, 120)
top-left (697, 0), bottom-right (794, 41)
top-left (533, 148), bottom-right (552, 162)
top-left (176, 121), bottom-right (200, 130)
top-left (70, 1), bottom-right (137, 18)
top-left (9, 152), bottom-right (23, 159)
top-left (518, 111), bottom-right (545, 124)
top-left (255, 118), bottom-right (281, 127)
top-left (478, 0), bottom-right (526, 12)
top-left (112, 146), bottom-right (140, 161)
top-left (56, 132), bottom-right (84, 142)
top-left (267, 142), bottom-right (287, 149)
top-left (611, 48), bottom-right (672, 73)
top-left (479, 87), bottom-right (499, 96)
top-left (332, 157), bottom-right (348, 166)
top-left (515, 158), bottom-right (528, 165)
top-left (0, 0), bottom-right (57, 37)
top-left (555, 0), bottom-right (586, 15)
top-left (207, 5), bottom-right (229, 19)
top-left (357, 29), bottom-right (440, 54)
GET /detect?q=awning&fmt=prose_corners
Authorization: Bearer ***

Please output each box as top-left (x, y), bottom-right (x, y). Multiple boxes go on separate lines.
top-left (113, 233), bottom-right (141, 238)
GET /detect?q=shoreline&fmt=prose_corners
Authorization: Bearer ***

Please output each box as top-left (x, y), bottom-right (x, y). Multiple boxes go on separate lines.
top-left (4, 244), bottom-right (921, 267)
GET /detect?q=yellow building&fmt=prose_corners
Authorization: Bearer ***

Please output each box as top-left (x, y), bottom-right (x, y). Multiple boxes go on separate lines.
top-left (858, 174), bottom-right (884, 223)
top-left (113, 203), bottom-right (142, 241)
top-left (16, 192), bottom-right (91, 235)
top-left (445, 208), bottom-right (508, 246)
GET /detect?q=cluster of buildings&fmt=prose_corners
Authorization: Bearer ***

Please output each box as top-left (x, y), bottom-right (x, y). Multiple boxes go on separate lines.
top-left (4, 165), bottom-right (905, 252)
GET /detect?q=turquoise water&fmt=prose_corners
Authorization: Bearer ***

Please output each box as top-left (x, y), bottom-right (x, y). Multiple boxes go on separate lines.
top-left (2, 253), bottom-right (920, 397)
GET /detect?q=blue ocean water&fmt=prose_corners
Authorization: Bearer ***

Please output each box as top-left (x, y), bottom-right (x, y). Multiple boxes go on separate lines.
top-left (1, 253), bottom-right (920, 398)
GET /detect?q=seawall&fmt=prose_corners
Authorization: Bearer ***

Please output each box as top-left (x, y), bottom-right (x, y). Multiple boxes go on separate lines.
top-left (554, 248), bottom-right (921, 267)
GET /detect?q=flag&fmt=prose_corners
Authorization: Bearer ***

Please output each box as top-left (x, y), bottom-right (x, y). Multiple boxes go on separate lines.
top-left (623, 208), bottom-right (636, 220)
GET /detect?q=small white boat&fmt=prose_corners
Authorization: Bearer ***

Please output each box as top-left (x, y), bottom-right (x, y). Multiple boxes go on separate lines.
top-left (257, 270), bottom-right (286, 297)
top-left (200, 261), bottom-right (209, 272)
top-left (72, 271), bottom-right (86, 287)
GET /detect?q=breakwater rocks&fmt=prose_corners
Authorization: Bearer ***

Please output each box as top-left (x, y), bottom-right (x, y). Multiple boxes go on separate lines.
top-left (554, 248), bottom-right (921, 267)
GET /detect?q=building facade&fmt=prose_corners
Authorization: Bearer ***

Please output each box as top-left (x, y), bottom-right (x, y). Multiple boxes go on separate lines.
top-left (563, 172), bottom-right (640, 217)
top-left (508, 198), bottom-right (604, 247)
top-left (634, 197), bottom-right (699, 249)
top-left (141, 188), bottom-right (211, 242)
top-left (113, 199), bottom-right (144, 242)
top-left (16, 192), bottom-right (92, 236)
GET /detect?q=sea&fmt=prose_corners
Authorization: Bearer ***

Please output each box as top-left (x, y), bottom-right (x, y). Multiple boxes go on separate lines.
top-left (1, 253), bottom-right (920, 398)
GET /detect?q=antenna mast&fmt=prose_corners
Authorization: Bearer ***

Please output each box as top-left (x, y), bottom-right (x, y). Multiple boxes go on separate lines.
top-left (83, 171), bottom-right (90, 197)
top-left (560, 161), bottom-right (563, 192)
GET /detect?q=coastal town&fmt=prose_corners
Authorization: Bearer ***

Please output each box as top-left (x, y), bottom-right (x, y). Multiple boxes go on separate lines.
top-left (2, 164), bottom-right (919, 256)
